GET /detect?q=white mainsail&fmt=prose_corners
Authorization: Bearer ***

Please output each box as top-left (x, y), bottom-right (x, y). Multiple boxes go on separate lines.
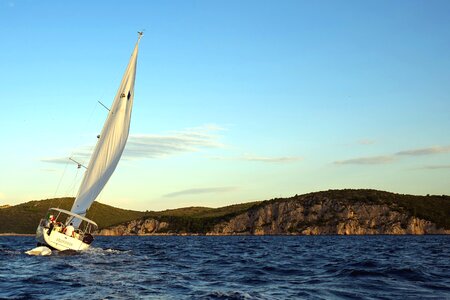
top-left (70, 35), bottom-right (141, 225)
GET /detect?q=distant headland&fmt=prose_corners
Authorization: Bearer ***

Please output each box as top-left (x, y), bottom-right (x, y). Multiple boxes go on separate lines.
top-left (1, 189), bottom-right (449, 235)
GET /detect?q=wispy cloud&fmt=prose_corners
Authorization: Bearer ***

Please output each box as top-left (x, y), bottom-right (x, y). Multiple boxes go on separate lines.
top-left (334, 155), bottom-right (395, 165)
top-left (41, 125), bottom-right (225, 164)
top-left (124, 126), bottom-right (224, 159)
top-left (212, 155), bottom-right (302, 163)
top-left (335, 144), bottom-right (450, 166)
top-left (396, 146), bottom-right (450, 156)
top-left (240, 155), bottom-right (302, 163)
top-left (163, 187), bottom-right (238, 198)
top-left (414, 164), bottom-right (450, 170)
top-left (41, 157), bottom-right (74, 165)
top-left (358, 139), bottom-right (375, 145)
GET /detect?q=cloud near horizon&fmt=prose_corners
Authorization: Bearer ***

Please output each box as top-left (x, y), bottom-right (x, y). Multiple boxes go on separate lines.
top-left (413, 164), bottom-right (450, 170)
top-left (41, 157), bottom-right (79, 165)
top-left (41, 124), bottom-right (301, 167)
top-left (212, 154), bottom-right (302, 163)
top-left (41, 125), bottom-right (225, 164)
top-left (163, 186), bottom-right (238, 198)
top-left (334, 155), bottom-right (396, 165)
top-left (241, 155), bottom-right (303, 163)
top-left (358, 139), bottom-right (375, 145)
top-left (396, 145), bottom-right (450, 156)
top-left (334, 144), bottom-right (450, 165)
top-left (124, 127), bottom-right (224, 160)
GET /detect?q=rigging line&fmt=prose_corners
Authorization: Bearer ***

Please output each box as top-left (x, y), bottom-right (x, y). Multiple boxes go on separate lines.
top-left (69, 157), bottom-right (87, 169)
top-left (53, 159), bottom-right (70, 198)
top-left (58, 167), bottom-right (81, 209)
top-left (53, 99), bottom-right (101, 210)
top-left (68, 168), bottom-right (81, 196)
top-left (48, 100), bottom-right (99, 211)
top-left (55, 197), bottom-right (65, 210)
top-left (47, 158), bottom-right (71, 210)
top-left (68, 99), bottom-right (99, 166)
top-left (98, 100), bottom-right (110, 111)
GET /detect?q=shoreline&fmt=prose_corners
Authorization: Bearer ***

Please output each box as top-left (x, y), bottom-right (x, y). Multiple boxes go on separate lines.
top-left (1, 233), bottom-right (449, 237)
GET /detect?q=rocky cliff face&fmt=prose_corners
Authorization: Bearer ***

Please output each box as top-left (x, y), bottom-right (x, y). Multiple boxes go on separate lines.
top-left (208, 197), bottom-right (448, 235)
top-left (99, 218), bottom-right (169, 236)
top-left (98, 192), bottom-right (450, 236)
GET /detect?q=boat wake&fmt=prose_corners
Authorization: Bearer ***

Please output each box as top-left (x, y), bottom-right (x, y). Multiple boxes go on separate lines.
top-left (25, 246), bottom-right (52, 256)
top-left (58, 249), bottom-right (81, 256)
top-left (83, 247), bottom-right (131, 256)
top-left (23, 246), bottom-right (129, 257)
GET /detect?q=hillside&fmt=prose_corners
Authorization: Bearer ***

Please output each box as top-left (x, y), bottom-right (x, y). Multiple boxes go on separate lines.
top-left (0, 198), bottom-right (260, 234)
top-left (0, 198), bottom-right (147, 234)
top-left (2, 190), bottom-right (450, 235)
top-left (98, 190), bottom-right (450, 236)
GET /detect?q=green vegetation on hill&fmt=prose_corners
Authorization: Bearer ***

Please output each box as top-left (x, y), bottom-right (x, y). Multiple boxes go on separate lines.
top-left (145, 201), bottom-right (260, 219)
top-left (0, 198), bottom-right (146, 234)
top-left (1, 190), bottom-right (449, 234)
top-left (0, 197), bottom-right (260, 234)
top-left (319, 189), bottom-right (450, 229)
top-left (140, 201), bottom-right (261, 234)
top-left (254, 189), bottom-right (450, 229)
top-left (141, 190), bottom-right (450, 233)
top-left (147, 206), bottom-right (215, 218)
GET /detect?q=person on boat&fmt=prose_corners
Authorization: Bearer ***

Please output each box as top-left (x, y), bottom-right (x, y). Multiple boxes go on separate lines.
top-left (46, 214), bottom-right (56, 234)
top-left (45, 214), bottom-right (55, 227)
top-left (63, 223), bottom-right (75, 237)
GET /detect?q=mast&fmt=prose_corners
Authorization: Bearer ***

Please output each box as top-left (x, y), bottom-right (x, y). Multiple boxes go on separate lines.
top-left (70, 34), bottom-right (142, 227)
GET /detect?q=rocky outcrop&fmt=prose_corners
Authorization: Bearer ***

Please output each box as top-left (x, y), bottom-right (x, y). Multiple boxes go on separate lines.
top-left (207, 197), bottom-right (448, 235)
top-left (97, 191), bottom-right (450, 236)
top-left (99, 218), bottom-right (169, 236)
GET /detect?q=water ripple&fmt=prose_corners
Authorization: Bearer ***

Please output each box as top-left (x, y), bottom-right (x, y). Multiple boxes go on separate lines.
top-left (0, 235), bottom-right (449, 299)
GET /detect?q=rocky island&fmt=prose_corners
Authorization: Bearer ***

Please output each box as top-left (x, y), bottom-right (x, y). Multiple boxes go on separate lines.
top-left (98, 189), bottom-right (450, 236)
top-left (1, 189), bottom-right (449, 235)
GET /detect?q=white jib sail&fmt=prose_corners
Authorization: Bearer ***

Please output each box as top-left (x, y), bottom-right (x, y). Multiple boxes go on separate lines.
top-left (70, 37), bottom-right (141, 225)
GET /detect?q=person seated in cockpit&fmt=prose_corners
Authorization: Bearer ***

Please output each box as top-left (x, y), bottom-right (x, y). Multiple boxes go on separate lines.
top-left (63, 223), bottom-right (75, 238)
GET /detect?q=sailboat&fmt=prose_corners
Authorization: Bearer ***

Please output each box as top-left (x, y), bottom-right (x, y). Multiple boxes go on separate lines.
top-left (35, 33), bottom-right (143, 251)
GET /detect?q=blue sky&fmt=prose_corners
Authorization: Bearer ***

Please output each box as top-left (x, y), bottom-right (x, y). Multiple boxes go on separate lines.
top-left (1, 0), bottom-right (449, 211)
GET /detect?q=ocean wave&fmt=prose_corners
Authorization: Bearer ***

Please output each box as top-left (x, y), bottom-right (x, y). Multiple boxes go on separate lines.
top-left (200, 291), bottom-right (264, 300)
top-left (82, 247), bottom-right (132, 256)
top-left (0, 235), bottom-right (449, 299)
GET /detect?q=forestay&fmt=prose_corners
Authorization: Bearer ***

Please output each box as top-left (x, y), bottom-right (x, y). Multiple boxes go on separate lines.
top-left (70, 36), bottom-right (141, 226)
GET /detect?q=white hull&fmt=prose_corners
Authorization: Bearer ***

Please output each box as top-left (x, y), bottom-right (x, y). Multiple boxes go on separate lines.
top-left (36, 224), bottom-right (90, 251)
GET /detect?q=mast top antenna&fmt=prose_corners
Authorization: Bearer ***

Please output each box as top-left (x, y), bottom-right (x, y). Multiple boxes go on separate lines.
top-left (138, 30), bottom-right (144, 40)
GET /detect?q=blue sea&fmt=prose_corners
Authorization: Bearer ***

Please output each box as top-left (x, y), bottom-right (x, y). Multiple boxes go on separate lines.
top-left (0, 236), bottom-right (449, 299)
